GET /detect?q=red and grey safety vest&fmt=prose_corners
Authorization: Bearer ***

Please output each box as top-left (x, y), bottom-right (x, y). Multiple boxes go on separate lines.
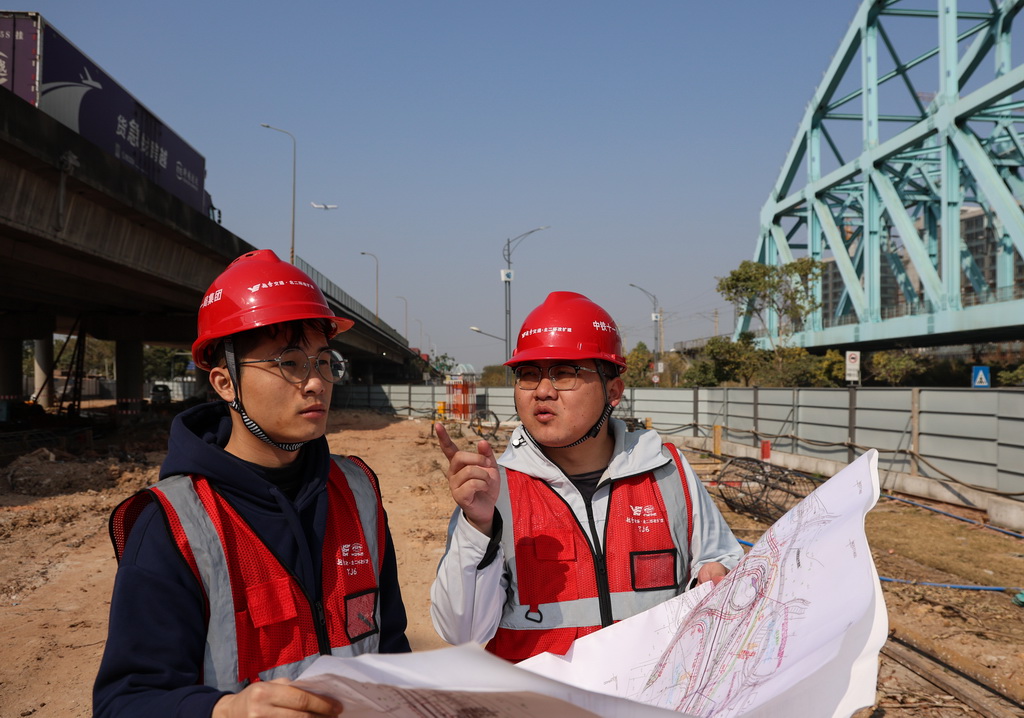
top-left (109, 456), bottom-right (385, 691)
top-left (487, 444), bottom-right (694, 662)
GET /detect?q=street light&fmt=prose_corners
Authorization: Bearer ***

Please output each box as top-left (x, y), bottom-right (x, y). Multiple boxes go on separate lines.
top-left (501, 226), bottom-right (550, 363)
top-left (360, 251), bottom-right (379, 322)
top-left (396, 296), bottom-right (408, 340)
top-left (629, 283), bottom-right (664, 359)
top-left (470, 326), bottom-right (504, 341)
top-left (260, 123), bottom-right (297, 264)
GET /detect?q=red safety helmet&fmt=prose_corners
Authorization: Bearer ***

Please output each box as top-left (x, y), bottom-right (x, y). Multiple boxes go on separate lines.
top-left (191, 249), bottom-right (354, 370)
top-left (506, 291), bottom-right (625, 372)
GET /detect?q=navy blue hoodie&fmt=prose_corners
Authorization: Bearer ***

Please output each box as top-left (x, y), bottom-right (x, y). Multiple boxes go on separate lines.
top-left (93, 402), bottom-right (410, 718)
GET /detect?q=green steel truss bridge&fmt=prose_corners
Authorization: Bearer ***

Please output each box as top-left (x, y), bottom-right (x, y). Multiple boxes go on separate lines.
top-left (744, 0), bottom-right (1024, 351)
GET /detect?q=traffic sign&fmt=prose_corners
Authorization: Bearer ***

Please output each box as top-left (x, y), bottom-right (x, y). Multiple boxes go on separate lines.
top-left (845, 351), bottom-right (861, 383)
top-left (971, 365), bottom-right (990, 388)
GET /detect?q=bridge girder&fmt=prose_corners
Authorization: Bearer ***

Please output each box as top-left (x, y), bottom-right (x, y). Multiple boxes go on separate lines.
top-left (746, 0), bottom-right (1024, 352)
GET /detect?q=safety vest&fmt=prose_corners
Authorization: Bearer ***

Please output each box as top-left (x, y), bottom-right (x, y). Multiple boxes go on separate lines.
top-left (109, 456), bottom-right (385, 690)
top-left (487, 443), bottom-right (693, 662)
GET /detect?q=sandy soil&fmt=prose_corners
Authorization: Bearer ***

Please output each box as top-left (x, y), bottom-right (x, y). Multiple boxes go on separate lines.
top-left (0, 408), bottom-right (1022, 717)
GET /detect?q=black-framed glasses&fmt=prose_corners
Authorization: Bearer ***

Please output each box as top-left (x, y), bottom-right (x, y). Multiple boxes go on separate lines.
top-left (239, 348), bottom-right (347, 384)
top-left (513, 364), bottom-right (599, 391)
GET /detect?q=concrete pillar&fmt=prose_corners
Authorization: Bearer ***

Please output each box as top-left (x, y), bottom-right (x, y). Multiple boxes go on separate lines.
top-left (33, 338), bottom-right (55, 408)
top-left (0, 338), bottom-right (22, 402)
top-left (115, 339), bottom-right (144, 417)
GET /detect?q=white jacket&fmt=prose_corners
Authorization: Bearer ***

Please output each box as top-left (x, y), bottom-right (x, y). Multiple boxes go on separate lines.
top-left (430, 418), bottom-right (743, 647)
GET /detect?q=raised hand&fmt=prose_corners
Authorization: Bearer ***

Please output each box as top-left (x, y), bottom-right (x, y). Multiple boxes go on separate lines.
top-left (435, 422), bottom-right (500, 536)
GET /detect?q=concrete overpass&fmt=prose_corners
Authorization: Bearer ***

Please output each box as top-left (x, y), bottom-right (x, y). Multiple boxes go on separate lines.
top-left (0, 88), bottom-right (420, 413)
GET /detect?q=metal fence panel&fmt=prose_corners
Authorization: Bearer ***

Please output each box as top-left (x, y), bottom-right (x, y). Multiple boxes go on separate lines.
top-left (919, 432), bottom-right (998, 465)
top-left (920, 413), bottom-right (996, 440)
top-left (341, 384), bottom-right (1022, 498)
top-left (757, 389), bottom-right (798, 453)
top-left (920, 388), bottom-right (1000, 413)
top-left (856, 388), bottom-right (912, 411)
top-left (632, 387), bottom-right (693, 433)
top-left (855, 408), bottom-right (910, 434)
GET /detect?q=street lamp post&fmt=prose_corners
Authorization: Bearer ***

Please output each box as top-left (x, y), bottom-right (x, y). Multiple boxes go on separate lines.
top-left (260, 123), bottom-right (297, 264)
top-left (629, 282), bottom-right (664, 360)
top-left (360, 251), bottom-right (379, 322)
top-left (396, 296), bottom-right (408, 341)
top-left (501, 226), bottom-right (550, 364)
top-left (470, 326), bottom-right (504, 341)
top-left (415, 318), bottom-right (423, 349)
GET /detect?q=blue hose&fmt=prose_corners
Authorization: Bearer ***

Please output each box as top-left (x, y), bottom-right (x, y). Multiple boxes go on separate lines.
top-left (880, 576), bottom-right (1023, 592)
top-left (883, 494), bottom-right (1024, 540)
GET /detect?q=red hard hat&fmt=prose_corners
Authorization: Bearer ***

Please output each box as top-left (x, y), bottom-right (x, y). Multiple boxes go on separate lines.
top-left (506, 291), bottom-right (625, 371)
top-left (191, 249), bottom-right (354, 370)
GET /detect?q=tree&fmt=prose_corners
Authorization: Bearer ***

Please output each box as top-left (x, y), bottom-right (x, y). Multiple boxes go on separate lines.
top-left (716, 258), bottom-right (824, 385)
top-left (997, 364), bottom-right (1024, 386)
top-left (660, 351), bottom-right (690, 387)
top-left (54, 335), bottom-right (116, 377)
top-left (680, 360), bottom-right (719, 387)
top-left (717, 258), bottom-right (824, 343)
top-left (705, 333), bottom-right (767, 386)
top-left (432, 353), bottom-right (457, 376)
top-left (479, 364), bottom-right (507, 387)
top-left (142, 346), bottom-right (191, 380)
top-left (815, 349), bottom-right (847, 387)
top-left (624, 342), bottom-right (653, 387)
top-left (757, 346), bottom-right (823, 387)
top-left (868, 349), bottom-right (929, 386)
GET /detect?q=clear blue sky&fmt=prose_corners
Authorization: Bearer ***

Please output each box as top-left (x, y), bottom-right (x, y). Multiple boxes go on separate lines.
top-left (25, 1), bottom-right (861, 372)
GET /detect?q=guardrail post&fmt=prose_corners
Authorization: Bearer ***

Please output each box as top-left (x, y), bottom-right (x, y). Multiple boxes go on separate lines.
top-left (692, 387), bottom-right (699, 437)
top-left (911, 387), bottom-right (920, 476)
top-left (848, 387), bottom-right (857, 463)
top-left (753, 386), bottom-right (759, 448)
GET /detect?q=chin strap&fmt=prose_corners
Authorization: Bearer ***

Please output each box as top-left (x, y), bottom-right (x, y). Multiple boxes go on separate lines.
top-left (224, 337), bottom-right (308, 453)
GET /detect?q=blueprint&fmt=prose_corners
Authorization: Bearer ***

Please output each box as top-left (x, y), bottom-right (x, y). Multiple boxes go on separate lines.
top-left (296, 449), bottom-right (886, 718)
top-left (519, 448), bottom-right (888, 717)
top-left (295, 642), bottom-right (687, 718)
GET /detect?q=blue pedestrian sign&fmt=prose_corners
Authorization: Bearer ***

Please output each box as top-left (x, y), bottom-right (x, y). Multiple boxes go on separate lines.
top-left (971, 365), bottom-right (990, 389)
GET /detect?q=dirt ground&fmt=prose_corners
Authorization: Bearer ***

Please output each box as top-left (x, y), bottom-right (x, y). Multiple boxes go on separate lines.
top-left (1, 408), bottom-right (1022, 717)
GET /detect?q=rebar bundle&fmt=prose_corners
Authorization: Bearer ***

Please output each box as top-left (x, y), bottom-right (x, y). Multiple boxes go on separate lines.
top-left (713, 457), bottom-right (821, 524)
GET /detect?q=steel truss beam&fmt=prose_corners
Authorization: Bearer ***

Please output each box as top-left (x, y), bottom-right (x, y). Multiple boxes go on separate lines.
top-left (746, 0), bottom-right (1024, 351)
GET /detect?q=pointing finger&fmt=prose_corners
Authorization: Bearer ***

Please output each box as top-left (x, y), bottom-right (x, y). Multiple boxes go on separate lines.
top-left (435, 422), bottom-right (459, 460)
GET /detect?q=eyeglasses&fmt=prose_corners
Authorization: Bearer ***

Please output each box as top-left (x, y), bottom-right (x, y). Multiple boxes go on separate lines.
top-left (513, 364), bottom-right (599, 391)
top-left (239, 348), bottom-right (348, 384)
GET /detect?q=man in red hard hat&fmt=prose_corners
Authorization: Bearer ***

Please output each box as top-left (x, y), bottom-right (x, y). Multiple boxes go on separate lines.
top-left (431, 291), bottom-right (742, 662)
top-left (94, 250), bottom-right (410, 718)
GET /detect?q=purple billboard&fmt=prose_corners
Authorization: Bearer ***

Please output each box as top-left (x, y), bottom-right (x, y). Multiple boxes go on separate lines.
top-left (0, 12), bottom-right (206, 213)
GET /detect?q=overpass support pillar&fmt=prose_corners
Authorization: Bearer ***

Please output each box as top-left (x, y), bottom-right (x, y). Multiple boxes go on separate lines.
top-left (0, 339), bottom-right (22, 402)
top-left (115, 340), bottom-right (144, 417)
top-left (33, 338), bottom-right (55, 408)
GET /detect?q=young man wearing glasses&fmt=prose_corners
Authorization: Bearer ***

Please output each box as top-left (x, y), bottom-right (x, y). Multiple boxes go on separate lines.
top-left (431, 291), bottom-right (742, 662)
top-left (95, 250), bottom-right (410, 718)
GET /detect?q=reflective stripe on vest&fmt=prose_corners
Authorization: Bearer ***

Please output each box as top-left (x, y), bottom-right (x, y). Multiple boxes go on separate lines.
top-left (146, 456), bottom-right (383, 690)
top-left (489, 444), bottom-right (694, 661)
